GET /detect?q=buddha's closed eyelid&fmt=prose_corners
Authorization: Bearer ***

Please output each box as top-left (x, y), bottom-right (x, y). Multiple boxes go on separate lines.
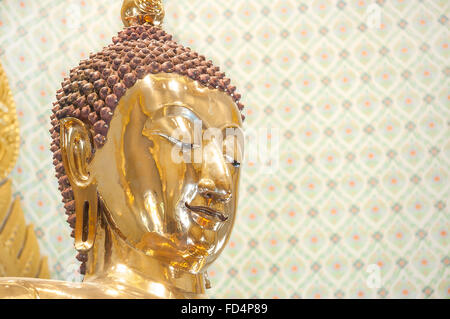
top-left (149, 132), bottom-right (201, 150)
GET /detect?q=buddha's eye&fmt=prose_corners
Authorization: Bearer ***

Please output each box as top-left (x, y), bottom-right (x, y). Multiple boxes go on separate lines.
top-left (174, 139), bottom-right (201, 153)
top-left (224, 154), bottom-right (241, 168)
top-left (151, 132), bottom-right (200, 151)
top-left (173, 138), bottom-right (195, 150)
top-left (223, 133), bottom-right (243, 169)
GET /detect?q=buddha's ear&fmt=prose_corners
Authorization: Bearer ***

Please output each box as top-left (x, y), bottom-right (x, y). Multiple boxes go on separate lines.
top-left (60, 117), bottom-right (98, 253)
top-left (59, 117), bottom-right (95, 187)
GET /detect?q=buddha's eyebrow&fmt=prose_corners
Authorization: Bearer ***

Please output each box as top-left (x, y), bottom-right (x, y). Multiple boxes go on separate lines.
top-left (152, 104), bottom-right (203, 127)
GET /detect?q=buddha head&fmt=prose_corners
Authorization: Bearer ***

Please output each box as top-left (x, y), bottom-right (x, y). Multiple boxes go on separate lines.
top-left (49, 24), bottom-right (244, 276)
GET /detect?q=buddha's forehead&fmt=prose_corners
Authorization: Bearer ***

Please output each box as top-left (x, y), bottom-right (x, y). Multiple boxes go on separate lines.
top-left (118, 73), bottom-right (242, 128)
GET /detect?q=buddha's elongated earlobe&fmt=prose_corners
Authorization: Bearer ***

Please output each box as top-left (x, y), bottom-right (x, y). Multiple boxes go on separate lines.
top-left (60, 117), bottom-right (98, 252)
top-left (72, 184), bottom-right (98, 252)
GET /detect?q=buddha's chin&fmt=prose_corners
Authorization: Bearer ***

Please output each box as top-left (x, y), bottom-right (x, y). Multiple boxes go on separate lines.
top-left (134, 231), bottom-right (220, 272)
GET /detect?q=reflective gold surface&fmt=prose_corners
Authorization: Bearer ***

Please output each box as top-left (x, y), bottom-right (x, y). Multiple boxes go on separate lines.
top-left (0, 61), bottom-right (50, 280)
top-left (0, 73), bottom-right (243, 298)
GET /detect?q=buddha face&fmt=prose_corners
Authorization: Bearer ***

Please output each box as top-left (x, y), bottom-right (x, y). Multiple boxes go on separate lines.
top-left (88, 73), bottom-right (243, 273)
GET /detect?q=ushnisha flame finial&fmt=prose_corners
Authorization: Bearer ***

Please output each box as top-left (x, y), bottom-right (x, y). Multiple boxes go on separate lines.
top-left (121, 0), bottom-right (165, 27)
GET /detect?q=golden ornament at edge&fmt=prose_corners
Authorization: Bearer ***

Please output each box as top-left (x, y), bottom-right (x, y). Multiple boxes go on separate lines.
top-left (0, 61), bottom-right (49, 279)
top-left (0, 180), bottom-right (50, 279)
top-left (0, 61), bottom-right (20, 181)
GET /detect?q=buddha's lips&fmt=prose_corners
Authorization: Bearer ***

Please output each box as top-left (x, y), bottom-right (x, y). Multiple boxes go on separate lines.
top-left (185, 202), bottom-right (228, 222)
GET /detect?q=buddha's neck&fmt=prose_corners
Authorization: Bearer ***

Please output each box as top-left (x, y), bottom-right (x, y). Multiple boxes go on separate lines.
top-left (82, 214), bottom-right (207, 298)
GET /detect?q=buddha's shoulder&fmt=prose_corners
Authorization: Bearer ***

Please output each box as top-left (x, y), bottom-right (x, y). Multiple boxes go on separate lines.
top-left (0, 277), bottom-right (99, 299)
top-left (0, 277), bottom-right (151, 299)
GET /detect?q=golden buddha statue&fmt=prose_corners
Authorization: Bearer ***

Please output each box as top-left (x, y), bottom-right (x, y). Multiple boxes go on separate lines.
top-left (0, 0), bottom-right (245, 299)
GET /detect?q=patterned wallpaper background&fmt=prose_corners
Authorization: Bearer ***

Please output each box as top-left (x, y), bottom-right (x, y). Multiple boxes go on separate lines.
top-left (0, 0), bottom-right (449, 298)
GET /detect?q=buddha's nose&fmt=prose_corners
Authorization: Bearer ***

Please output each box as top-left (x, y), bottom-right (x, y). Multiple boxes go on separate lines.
top-left (197, 139), bottom-right (232, 203)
